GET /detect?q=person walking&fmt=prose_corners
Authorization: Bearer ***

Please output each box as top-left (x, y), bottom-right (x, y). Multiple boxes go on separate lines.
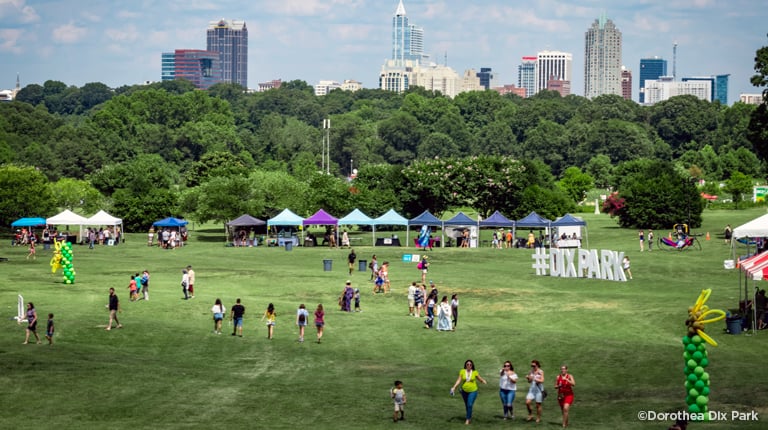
top-left (22, 302), bottom-right (41, 344)
top-left (648, 229), bottom-right (654, 252)
top-left (186, 265), bottom-right (196, 299)
top-left (211, 298), bottom-right (225, 334)
top-left (181, 269), bottom-right (189, 300)
top-left (451, 294), bottom-right (459, 330)
top-left (140, 270), bottom-right (150, 301)
top-left (45, 313), bottom-right (55, 345)
top-left (418, 255), bottom-right (429, 284)
top-left (296, 303), bottom-right (309, 343)
top-left (450, 359), bottom-right (488, 425)
top-left (347, 249), bottom-right (356, 276)
top-left (314, 303), bottom-right (325, 343)
top-left (525, 360), bottom-right (545, 423)
top-left (555, 365), bottom-right (576, 428)
top-left (105, 288), bottom-right (122, 330)
top-left (437, 296), bottom-right (452, 331)
top-left (261, 303), bottom-right (276, 339)
top-left (623, 256), bottom-right (633, 280)
top-left (230, 298), bottom-right (245, 337)
top-left (499, 361), bottom-right (518, 420)
top-left (391, 380), bottom-right (407, 422)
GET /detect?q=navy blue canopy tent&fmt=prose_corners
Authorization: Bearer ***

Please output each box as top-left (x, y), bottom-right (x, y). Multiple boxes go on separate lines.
top-left (479, 211), bottom-right (515, 228)
top-left (408, 210), bottom-right (443, 247)
top-left (552, 213), bottom-right (588, 248)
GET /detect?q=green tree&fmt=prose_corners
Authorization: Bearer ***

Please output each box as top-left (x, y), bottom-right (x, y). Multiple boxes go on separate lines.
top-left (613, 160), bottom-right (704, 229)
top-left (748, 34), bottom-right (768, 162)
top-left (558, 167), bottom-right (595, 203)
top-left (0, 165), bottom-right (56, 225)
top-left (723, 171), bottom-right (754, 209)
top-left (49, 178), bottom-right (104, 213)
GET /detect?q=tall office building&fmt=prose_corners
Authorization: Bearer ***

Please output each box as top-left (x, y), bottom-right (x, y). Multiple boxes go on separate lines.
top-left (584, 14), bottom-right (622, 98)
top-left (644, 76), bottom-right (711, 105)
top-left (621, 66), bottom-right (632, 100)
top-left (476, 67), bottom-right (494, 90)
top-left (518, 56), bottom-right (536, 98)
top-left (161, 49), bottom-right (222, 89)
top-left (535, 51), bottom-right (572, 95)
top-left (639, 57), bottom-right (667, 103)
top-left (392, 0), bottom-right (425, 62)
top-left (207, 19), bottom-right (248, 88)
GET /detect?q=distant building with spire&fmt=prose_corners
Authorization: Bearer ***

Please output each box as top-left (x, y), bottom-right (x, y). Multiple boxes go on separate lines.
top-left (0, 73), bottom-right (19, 102)
top-left (584, 12), bottom-right (623, 98)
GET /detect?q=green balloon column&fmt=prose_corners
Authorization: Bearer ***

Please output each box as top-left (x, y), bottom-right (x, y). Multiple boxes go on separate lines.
top-left (60, 241), bottom-right (76, 284)
top-left (683, 289), bottom-right (724, 420)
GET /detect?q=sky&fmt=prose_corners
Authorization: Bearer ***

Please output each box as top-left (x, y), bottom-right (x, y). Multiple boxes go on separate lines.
top-left (0, 0), bottom-right (765, 103)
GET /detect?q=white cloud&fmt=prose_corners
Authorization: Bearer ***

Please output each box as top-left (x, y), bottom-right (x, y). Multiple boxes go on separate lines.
top-left (105, 25), bottom-right (139, 43)
top-left (0, 28), bottom-right (22, 53)
top-left (117, 10), bottom-right (141, 19)
top-left (52, 22), bottom-right (87, 44)
top-left (0, 0), bottom-right (39, 23)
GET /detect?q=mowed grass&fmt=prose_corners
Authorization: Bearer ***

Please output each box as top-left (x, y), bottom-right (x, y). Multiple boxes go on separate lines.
top-left (1, 210), bottom-right (767, 429)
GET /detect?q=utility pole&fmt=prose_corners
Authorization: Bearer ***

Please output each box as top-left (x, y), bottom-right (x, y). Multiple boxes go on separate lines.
top-left (322, 119), bottom-right (331, 175)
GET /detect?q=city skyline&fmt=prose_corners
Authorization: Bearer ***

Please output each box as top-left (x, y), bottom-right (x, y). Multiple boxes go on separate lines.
top-left (0, 0), bottom-right (764, 103)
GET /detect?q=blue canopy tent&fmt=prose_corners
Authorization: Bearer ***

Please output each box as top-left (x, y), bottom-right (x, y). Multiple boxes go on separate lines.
top-left (372, 209), bottom-right (408, 248)
top-left (153, 217), bottom-right (189, 247)
top-left (443, 212), bottom-right (479, 248)
top-left (267, 209), bottom-right (304, 247)
top-left (479, 211), bottom-right (515, 247)
top-left (153, 217), bottom-right (189, 227)
top-left (338, 209), bottom-right (375, 246)
top-left (408, 210), bottom-right (443, 248)
top-left (515, 212), bottom-right (552, 247)
top-left (552, 213), bottom-right (588, 248)
top-left (11, 217), bottom-right (47, 227)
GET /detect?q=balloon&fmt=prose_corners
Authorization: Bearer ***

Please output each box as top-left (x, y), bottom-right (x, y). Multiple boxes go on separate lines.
top-left (691, 335), bottom-right (702, 344)
top-left (688, 388), bottom-right (700, 397)
top-left (699, 357), bottom-right (709, 367)
top-left (686, 343), bottom-right (697, 353)
top-left (692, 351), bottom-right (704, 361)
top-left (687, 359), bottom-right (697, 369)
top-left (687, 373), bottom-right (698, 383)
top-left (700, 372), bottom-right (709, 382)
top-left (701, 386), bottom-right (710, 396)
top-left (688, 403), bottom-right (700, 414)
top-left (694, 380), bottom-right (705, 390)
top-left (694, 366), bottom-right (704, 376)
top-left (696, 396), bottom-right (708, 406)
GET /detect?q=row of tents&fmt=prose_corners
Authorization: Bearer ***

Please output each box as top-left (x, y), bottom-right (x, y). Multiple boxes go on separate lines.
top-left (227, 208), bottom-right (587, 248)
top-left (12, 209), bottom-right (123, 229)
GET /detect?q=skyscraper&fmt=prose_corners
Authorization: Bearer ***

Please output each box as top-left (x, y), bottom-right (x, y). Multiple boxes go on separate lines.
top-left (682, 74), bottom-right (729, 104)
top-left (392, 0), bottom-right (425, 62)
top-left (535, 51), bottom-right (572, 95)
top-left (639, 57), bottom-right (667, 103)
top-left (476, 67), bottom-right (494, 90)
top-left (207, 19), bottom-right (248, 88)
top-left (518, 56), bottom-right (536, 97)
top-left (584, 14), bottom-right (622, 98)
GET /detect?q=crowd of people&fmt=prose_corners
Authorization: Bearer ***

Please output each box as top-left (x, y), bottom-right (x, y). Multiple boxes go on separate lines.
top-left (147, 227), bottom-right (188, 249)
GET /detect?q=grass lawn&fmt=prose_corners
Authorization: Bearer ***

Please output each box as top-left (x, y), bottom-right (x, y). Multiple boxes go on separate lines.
top-left (1, 209), bottom-right (767, 429)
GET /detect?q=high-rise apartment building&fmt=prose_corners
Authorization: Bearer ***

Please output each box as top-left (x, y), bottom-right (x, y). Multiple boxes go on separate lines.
top-left (535, 51), bottom-right (572, 95)
top-left (161, 49), bottom-right (222, 89)
top-left (621, 66), bottom-right (632, 100)
top-left (518, 57), bottom-right (536, 98)
top-left (392, 0), bottom-right (425, 62)
top-left (639, 57), bottom-right (667, 103)
top-left (584, 14), bottom-right (622, 98)
top-left (207, 19), bottom-right (248, 88)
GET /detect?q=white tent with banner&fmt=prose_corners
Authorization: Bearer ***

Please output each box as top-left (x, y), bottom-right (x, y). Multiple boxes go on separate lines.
top-left (730, 212), bottom-right (768, 334)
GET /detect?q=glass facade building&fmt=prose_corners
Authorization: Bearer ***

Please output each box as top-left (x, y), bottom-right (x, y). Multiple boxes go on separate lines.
top-left (476, 67), bottom-right (493, 90)
top-left (161, 50), bottom-right (222, 89)
top-left (207, 19), bottom-right (248, 88)
top-left (392, 0), bottom-right (424, 62)
top-left (518, 57), bottom-right (536, 98)
top-left (639, 57), bottom-right (667, 103)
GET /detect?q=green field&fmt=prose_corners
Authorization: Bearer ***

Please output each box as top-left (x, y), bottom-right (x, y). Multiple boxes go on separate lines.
top-left (1, 210), bottom-right (767, 429)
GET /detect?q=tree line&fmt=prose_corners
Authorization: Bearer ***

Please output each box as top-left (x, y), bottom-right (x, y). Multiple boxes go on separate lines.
top-left (2, 37), bottom-right (768, 230)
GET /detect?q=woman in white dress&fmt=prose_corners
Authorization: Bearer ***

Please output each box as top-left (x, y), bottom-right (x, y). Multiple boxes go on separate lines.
top-left (437, 296), bottom-right (452, 331)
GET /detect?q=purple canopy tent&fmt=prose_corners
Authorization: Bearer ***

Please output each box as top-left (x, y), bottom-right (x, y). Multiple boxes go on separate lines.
top-left (303, 209), bottom-right (339, 245)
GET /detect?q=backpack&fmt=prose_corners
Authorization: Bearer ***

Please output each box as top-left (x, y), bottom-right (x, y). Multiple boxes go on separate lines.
top-left (417, 261), bottom-right (424, 270)
top-left (368, 261), bottom-right (374, 269)
top-left (298, 313), bottom-right (306, 323)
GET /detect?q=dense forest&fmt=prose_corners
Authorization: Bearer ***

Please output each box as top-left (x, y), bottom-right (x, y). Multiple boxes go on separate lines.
top-left (1, 42), bottom-right (768, 230)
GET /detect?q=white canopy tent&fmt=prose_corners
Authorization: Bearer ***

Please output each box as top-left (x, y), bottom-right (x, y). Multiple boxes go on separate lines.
top-left (730, 212), bottom-right (768, 335)
top-left (47, 209), bottom-right (88, 242)
top-left (85, 210), bottom-right (123, 227)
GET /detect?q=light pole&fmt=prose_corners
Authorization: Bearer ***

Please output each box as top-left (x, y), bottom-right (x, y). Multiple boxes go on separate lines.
top-left (322, 119), bottom-right (331, 175)
top-left (350, 159), bottom-right (353, 178)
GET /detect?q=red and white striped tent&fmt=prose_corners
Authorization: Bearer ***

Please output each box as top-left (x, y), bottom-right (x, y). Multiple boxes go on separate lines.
top-left (740, 251), bottom-right (768, 280)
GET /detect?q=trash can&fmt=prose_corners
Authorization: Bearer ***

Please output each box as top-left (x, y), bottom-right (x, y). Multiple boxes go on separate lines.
top-left (285, 241), bottom-right (293, 251)
top-left (323, 259), bottom-right (332, 271)
top-left (358, 259), bottom-right (367, 272)
top-left (726, 316), bottom-right (742, 334)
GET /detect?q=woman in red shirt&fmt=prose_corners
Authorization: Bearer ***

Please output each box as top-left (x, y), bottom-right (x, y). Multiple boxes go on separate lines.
top-left (555, 365), bottom-right (576, 428)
